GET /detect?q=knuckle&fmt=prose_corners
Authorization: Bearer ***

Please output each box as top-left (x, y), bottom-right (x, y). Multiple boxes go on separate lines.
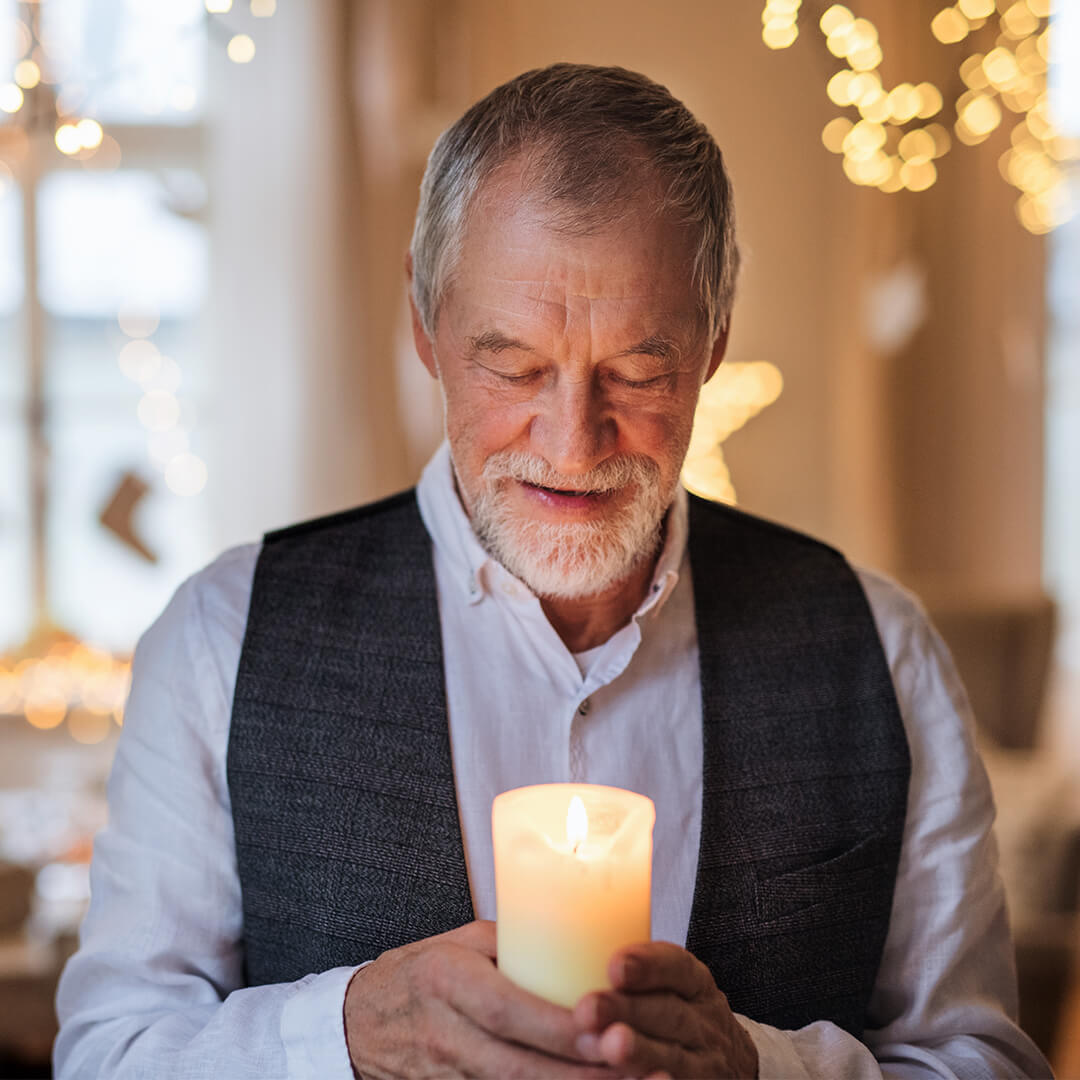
top-left (423, 1021), bottom-right (452, 1066)
top-left (422, 948), bottom-right (451, 998)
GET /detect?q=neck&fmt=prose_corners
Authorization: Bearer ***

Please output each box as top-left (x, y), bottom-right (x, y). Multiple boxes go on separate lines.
top-left (540, 556), bottom-right (656, 653)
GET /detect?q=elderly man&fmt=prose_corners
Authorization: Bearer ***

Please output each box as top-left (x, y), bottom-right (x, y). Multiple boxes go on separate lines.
top-left (56, 64), bottom-right (1049, 1079)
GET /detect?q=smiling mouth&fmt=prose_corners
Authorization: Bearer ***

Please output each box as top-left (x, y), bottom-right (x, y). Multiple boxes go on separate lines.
top-left (525, 481), bottom-right (606, 498)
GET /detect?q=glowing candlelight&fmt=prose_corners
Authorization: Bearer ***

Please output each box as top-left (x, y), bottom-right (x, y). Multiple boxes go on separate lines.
top-left (492, 783), bottom-right (655, 1008)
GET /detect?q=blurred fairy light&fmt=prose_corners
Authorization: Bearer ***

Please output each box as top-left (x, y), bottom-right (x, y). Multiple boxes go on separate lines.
top-left (760, 0), bottom-right (1078, 233)
top-left (0, 640), bottom-right (131, 741)
top-left (762, 0), bottom-right (802, 50)
top-left (115, 306), bottom-right (207, 497)
top-left (0, 2), bottom-right (269, 745)
top-left (14, 59), bottom-right (40, 89)
top-left (682, 363), bottom-right (785, 505)
top-left (1, 0), bottom-right (273, 168)
top-left (226, 33), bottom-right (256, 64)
top-left (0, 82), bottom-right (24, 113)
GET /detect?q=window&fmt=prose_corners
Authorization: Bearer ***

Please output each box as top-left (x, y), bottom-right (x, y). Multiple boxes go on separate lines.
top-left (1, 0), bottom-right (213, 734)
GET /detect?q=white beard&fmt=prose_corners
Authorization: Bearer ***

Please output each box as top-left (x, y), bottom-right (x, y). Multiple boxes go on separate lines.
top-left (459, 449), bottom-right (673, 600)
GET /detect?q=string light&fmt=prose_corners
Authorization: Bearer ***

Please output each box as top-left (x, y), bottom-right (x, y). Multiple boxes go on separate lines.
top-left (14, 59), bottom-right (40, 89)
top-left (762, 0), bottom-right (801, 50)
top-left (165, 453), bottom-right (208, 497)
top-left (0, 643), bottom-right (131, 734)
top-left (0, 83), bottom-right (24, 113)
top-left (75, 118), bottom-right (103, 150)
top-left (915, 82), bottom-right (944, 118)
top-left (763, 1), bottom-right (1077, 229)
top-left (931, 8), bottom-right (970, 45)
top-left (227, 34), bottom-right (256, 64)
top-left (54, 123), bottom-right (81, 155)
top-left (115, 309), bottom-right (207, 498)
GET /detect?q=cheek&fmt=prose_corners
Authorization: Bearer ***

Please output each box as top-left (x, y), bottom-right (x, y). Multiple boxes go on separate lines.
top-left (442, 382), bottom-right (533, 458)
top-left (616, 399), bottom-right (698, 465)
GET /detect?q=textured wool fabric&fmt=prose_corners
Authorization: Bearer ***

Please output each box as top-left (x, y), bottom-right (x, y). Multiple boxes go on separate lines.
top-left (228, 492), bottom-right (472, 983)
top-left (684, 496), bottom-right (910, 1036)
top-left (228, 490), bottom-right (908, 1034)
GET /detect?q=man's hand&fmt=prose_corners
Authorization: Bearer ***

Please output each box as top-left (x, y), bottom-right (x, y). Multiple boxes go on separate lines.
top-left (344, 920), bottom-right (619, 1079)
top-left (571, 942), bottom-right (759, 1080)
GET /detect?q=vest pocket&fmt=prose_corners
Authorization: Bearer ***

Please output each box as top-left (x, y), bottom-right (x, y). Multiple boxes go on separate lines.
top-left (753, 830), bottom-right (898, 926)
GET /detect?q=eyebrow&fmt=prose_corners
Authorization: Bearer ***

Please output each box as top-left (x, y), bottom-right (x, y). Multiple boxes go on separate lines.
top-left (467, 330), bottom-right (534, 354)
top-left (468, 329), bottom-right (681, 362)
top-left (616, 334), bottom-right (682, 364)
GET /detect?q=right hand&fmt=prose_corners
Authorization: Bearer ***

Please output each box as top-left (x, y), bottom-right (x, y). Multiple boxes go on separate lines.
top-left (343, 920), bottom-right (620, 1079)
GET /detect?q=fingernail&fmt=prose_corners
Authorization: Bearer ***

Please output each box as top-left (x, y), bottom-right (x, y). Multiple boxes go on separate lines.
top-left (575, 1033), bottom-right (603, 1061)
top-left (619, 956), bottom-right (640, 984)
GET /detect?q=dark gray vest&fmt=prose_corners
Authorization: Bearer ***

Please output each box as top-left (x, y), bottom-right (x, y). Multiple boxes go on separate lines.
top-left (227, 490), bottom-right (910, 1036)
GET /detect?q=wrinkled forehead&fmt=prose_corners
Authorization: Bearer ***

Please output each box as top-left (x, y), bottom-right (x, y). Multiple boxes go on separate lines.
top-left (446, 158), bottom-right (705, 337)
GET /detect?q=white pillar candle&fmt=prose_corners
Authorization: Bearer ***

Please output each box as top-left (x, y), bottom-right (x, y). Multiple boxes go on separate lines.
top-left (492, 783), bottom-right (655, 1008)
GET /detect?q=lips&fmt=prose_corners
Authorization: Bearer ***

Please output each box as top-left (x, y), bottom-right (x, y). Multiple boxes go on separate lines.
top-left (518, 480), bottom-right (617, 512)
top-left (530, 483), bottom-right (599, 497)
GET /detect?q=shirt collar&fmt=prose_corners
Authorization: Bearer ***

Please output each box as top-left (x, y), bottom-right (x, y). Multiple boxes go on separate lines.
top-left (415, 440), bottom-right (688, 619)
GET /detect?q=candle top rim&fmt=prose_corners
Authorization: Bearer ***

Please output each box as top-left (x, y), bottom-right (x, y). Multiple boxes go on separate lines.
top-left (492, 783), bottom-right (656, 828)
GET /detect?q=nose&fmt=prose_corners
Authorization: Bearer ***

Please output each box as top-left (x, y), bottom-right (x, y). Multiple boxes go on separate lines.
top-left (530, 372), bottom-right (615, 476)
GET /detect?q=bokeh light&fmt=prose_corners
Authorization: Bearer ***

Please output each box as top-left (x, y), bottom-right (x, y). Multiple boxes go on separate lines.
top-left (164, 452), bottom-right (208, 497)
top-left (227, 34), bottom-right (256, 64)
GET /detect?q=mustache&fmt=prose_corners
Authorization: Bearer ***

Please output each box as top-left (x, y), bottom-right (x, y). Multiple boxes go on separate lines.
top-left (480, 451), bottom-right (659, 493)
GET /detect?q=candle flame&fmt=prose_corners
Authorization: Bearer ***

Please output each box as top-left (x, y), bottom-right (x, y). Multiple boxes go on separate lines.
top-left (567, 795), bottom-right (588, 853)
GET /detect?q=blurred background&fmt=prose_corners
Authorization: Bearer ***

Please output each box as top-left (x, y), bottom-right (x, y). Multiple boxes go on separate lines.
top-left (0, 0), bottom-right (1077, 1074)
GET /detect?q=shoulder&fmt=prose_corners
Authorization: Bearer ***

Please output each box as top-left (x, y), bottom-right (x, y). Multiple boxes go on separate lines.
top-left (687, 493), bottom-right (843, 560)
top-left (264, 489), bottom-right (419, 546)
top-left (130, 543), bottom-right (262, 713)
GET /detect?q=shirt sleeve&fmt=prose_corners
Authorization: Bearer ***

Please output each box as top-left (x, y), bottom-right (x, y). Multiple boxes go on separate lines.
top-left (53, 546), bottom-right (361, 1080)
top-left (737, 570), bottom-right (1052, 1079)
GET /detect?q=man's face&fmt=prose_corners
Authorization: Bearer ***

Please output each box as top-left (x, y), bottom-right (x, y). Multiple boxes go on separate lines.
top-left (410, 162), bottom-right (726, 600)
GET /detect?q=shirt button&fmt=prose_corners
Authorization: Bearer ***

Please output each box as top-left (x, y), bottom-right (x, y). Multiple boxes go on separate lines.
top-left (578, 698), bottom-right (591, 717)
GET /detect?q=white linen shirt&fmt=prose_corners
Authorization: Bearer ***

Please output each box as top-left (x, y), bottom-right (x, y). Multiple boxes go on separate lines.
top-left (54, 442), bottom-right (1050, 1079)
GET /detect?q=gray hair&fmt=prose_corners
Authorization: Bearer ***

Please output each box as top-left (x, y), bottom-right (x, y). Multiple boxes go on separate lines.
top-left (409, 63), bottom-right (740, 342)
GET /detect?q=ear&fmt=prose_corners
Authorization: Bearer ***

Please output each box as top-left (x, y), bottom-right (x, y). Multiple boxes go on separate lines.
top-left (405, 251), bottom-right (439, 380)
top-left (704, 317), bottom-right (731, 383)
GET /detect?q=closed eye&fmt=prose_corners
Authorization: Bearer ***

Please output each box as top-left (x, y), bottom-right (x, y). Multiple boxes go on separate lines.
top-left (496, 369), bottom-right (542, 384)
top-left (608, 371), bottom-right (674, 390)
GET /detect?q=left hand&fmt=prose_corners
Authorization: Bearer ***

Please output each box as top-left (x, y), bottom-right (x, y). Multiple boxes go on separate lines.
top-left (571, 942), bottom-right (759, 1079)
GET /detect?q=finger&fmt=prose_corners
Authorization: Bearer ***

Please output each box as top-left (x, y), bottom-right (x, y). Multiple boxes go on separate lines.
top-left (464, 1021), bottom-right (620, 1080)
top-left (573, 990), bottom-right (706, 1048)
top-left (595, 1020), bottom-right (689, 1079)
top-left (425, 1000), bottom-right (617, 1080)
top-left (439, 944), bottom-right (588, 1062)
top-left (608, 941), bottom-right (714, 999)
